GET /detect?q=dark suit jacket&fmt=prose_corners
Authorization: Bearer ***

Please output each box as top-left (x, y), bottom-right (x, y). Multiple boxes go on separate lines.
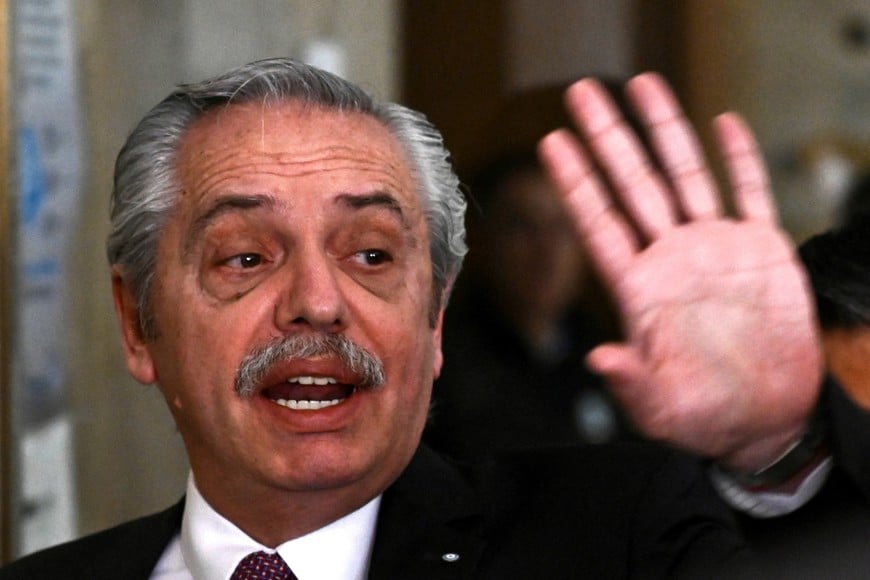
top-left (0, 443), bottom-right (748, 579)
top-left (739, 379), bottom-right (870, 579)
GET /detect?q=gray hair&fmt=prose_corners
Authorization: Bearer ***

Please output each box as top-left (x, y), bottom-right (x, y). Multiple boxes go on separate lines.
top-left (107, 58), bottom-right (467, 338)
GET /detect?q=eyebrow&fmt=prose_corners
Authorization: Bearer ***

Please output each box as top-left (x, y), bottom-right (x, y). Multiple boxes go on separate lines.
top-left (183, 190), bottom-right (414, 253)
top-left (338, 191), bottom-right (421, 252)
top-left (186, 193), bottom-right (277, 252)
top-left (335, 191), bottom-right (412, 230)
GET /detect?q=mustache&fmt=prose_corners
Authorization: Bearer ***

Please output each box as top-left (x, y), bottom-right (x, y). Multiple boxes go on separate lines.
top-left (234, 334), bottom-right (386, 398)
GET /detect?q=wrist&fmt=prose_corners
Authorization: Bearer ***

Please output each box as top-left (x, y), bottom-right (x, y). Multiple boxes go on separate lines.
top-left (717, 411), bottom-right (827, 490)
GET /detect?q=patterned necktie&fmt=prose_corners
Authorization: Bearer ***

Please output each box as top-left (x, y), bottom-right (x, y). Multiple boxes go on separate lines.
top-left (230, 550), bottom-right (298, 580)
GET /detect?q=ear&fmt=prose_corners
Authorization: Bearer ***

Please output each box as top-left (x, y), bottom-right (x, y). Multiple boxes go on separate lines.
top-left (431, 307), bottom-right (446, 380)
top-left (111, 267), bottom-right (157, 385)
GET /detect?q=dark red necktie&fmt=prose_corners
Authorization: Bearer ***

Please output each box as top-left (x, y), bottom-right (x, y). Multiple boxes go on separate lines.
top-left (230, 550), bottom-right (298, 580)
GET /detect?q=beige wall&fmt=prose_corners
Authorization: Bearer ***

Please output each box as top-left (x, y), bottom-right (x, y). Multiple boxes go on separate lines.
top-left (684, 0), bottom-right (870, 240)
top-left (67, 0), bottom-right (399, 536)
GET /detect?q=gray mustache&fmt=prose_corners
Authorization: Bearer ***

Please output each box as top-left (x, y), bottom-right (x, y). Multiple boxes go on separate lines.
top-left (235, 334), bottom-right (386, 397)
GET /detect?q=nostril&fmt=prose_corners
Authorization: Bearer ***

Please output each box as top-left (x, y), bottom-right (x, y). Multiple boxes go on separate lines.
top-left (288, 314), bottom-right (343, 332)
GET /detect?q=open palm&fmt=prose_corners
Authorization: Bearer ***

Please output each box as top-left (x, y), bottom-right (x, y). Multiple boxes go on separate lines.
top-left (538, 74), bottom-right (822, 471)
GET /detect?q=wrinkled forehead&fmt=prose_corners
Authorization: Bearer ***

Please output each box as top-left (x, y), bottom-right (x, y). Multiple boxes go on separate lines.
top-left (177, 99), bottom-right (405, 159)
top-left (174, 99), bottom-right (419, 204)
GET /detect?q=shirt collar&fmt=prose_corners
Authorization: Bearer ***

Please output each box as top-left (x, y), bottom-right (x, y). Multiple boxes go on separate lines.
top-left (180, 473), bottom-right (381, 580)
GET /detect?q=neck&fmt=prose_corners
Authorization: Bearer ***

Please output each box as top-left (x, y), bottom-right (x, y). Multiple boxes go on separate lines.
top-left (191, 468), bottom-right (389, 547)
top-left (824, 327), bottom-right (870, 410)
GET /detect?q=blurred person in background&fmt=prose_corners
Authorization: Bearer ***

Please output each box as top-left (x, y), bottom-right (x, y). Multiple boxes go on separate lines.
top-left (425, 147), bottom-right (633, 459)
top-left (425, 84), bottom-right (638, 460)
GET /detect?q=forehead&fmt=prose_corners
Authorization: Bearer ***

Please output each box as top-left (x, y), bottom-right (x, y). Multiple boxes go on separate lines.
top-left (174, 99), bottom-right (417, 208)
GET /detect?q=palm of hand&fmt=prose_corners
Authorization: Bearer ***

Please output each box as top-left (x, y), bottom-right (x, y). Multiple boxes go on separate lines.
top-left (602, 219), bottom-right (821, 468)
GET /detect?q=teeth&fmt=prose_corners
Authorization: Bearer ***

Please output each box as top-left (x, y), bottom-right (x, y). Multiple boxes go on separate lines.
top-left (274, 398), bottom-right (343, 411)
top-left (288, 376), bottom-right (337, 385)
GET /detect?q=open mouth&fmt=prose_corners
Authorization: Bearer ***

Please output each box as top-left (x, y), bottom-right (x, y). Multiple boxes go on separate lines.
top-left (261, 376), bottom-right (357, 411)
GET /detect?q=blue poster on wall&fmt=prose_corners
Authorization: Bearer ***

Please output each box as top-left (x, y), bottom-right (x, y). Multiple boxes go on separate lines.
top-left (13, 0), bottom-right (83, 555)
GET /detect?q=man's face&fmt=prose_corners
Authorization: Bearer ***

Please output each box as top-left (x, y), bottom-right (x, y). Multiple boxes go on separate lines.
top-left (114, 101), bottom-right (444, 514)
top-left (483, 168), bottom-right (585, 320)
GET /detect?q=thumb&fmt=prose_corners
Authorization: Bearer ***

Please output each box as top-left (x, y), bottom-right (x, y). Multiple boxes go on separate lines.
top-left (586, 343), bottom-right (647, 390)
top-left (586, 343), bottom-right (659, 434)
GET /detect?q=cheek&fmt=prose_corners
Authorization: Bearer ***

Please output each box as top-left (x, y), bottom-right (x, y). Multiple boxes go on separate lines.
top-left (391, 320), bottom-right (439, 409)
top-left (149, 284), bottom-right (269, 400)
top-left (364, 271), bottom-right (438, 384)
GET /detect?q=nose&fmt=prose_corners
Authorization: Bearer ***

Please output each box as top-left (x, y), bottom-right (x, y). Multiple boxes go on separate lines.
top-left (274, 248), bottom-right (347, 334)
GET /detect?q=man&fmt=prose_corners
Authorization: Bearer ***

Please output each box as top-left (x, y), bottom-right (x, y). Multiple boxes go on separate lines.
top-left (801, 222), bottom-right (870, 411)
top-left (426, 83), bottom-right (633, 459)
top-left (425, 149), bottom-right (633, 459)
top-left (1, 58), bottom-right (821, 578)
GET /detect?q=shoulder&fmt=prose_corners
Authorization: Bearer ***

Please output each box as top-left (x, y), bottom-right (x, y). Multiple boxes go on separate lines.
top-left (471, 442), bottom-right (718, 517)
top-left (383, 444), bottom-right (748, 578)
top-left (0, 501), bottom-right (183, 580)
top-left (406, 441), bottom-right (714, 507)
top-left (482, 445), bottom-right (748, 576)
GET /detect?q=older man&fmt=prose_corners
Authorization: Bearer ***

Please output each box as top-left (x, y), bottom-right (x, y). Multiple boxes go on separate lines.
top-left (2, 58), bottom-right (826, 579)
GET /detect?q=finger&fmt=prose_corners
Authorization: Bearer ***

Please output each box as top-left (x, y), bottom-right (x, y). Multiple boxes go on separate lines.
top-left (564, 78), bottom-right (678, 241)
top-left (585, 344), bottom-right (653, 420)
top-left (585, 343), bottom-right (642, 380)
top-left (713, 113), bottom-right (778, 224)
top-left (588, 344), bottom-right (684, 443)
top-left (538, 129), bottom-right (639, 287)
top-left (626, 73), bottom-right (722, 221)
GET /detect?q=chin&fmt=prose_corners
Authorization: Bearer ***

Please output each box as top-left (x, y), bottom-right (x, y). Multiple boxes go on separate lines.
top-left (269, 444), bottom-right (401, 494)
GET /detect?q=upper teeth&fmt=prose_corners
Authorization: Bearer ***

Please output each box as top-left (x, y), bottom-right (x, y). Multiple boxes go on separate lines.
top-left (289, 376), bottom-right (337, 385)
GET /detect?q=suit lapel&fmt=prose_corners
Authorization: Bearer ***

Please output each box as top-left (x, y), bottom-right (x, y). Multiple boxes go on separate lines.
top-left (63, 449), bottom-right (489, 580)
top-left (80, 499), bottom-right (184, 579)
top-left (367, 446), bottom-right (489, 579)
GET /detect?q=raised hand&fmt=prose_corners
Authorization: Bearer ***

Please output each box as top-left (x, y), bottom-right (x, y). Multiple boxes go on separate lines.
top-left (537, 73), bottom-right (823, 472)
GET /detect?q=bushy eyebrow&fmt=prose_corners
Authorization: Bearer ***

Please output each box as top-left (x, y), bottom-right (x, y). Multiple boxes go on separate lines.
top-left (335, 192), bottom-right (407, 224)
top-left (335, 192), bottom-right (419, 249)
top-left (182, 190), bottom-right (415, 255)
top-left (185, 193), bottom-right (276, 253)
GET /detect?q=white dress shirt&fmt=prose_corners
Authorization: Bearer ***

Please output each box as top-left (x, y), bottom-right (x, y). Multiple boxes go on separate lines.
top-left (150, 474), bottom-right (381, 580)
top-left (710, 457), bottom-right (833, 517)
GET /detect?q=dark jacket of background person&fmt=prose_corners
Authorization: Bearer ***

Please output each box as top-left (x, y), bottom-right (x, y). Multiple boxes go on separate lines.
top-left (738, 379), bottom-right (870, 580)
top-left (426, 294), bottom-right (633, 459)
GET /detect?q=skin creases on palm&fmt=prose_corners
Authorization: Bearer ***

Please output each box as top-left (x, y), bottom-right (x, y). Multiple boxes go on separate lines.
top-left (591, 219), bottom-right (823, 469)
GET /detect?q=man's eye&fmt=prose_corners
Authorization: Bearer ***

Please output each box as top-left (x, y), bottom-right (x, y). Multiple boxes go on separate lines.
top-left (354, 249), bottom-right (391, 266)
top-left (226, 253), bottom-right (263, 269)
